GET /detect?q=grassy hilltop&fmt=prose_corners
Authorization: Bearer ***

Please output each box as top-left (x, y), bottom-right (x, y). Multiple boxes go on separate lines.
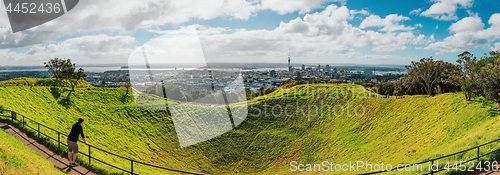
top-left (0, 128), bottom-right (67, 174)
top-left (1, 78), bottom-right (500, 174)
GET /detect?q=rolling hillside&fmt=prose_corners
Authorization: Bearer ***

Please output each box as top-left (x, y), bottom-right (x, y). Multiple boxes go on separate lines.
top-left (1, 78), bottom-right (500, 174)
top-left (0, 127), bottom-right (67, 174)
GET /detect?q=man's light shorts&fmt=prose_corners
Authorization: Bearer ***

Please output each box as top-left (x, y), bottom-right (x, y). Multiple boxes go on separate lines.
top-left (67, 140), bottom-right (79, 153)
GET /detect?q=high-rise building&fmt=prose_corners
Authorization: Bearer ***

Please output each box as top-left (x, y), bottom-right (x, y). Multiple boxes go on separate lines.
top-left (326, 64), bottom-right (330, 71)
top-left (288, 55), bottom-right (291, 72)
top-left (302, 64), bottom-right (305, 70)
top-left (270, 70), bottom-right (276, 77)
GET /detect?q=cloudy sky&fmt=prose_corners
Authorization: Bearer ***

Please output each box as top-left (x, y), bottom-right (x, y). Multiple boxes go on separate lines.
top-left (0, 0), bottom-right (499, 66)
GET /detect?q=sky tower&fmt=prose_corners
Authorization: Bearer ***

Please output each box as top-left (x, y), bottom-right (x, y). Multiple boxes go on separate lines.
top-left (288, 55), bottom-right (291, 72)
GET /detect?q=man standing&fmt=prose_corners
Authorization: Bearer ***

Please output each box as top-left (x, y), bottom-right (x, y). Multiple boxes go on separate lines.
top-left (67, 118), bottom-right (88, 166)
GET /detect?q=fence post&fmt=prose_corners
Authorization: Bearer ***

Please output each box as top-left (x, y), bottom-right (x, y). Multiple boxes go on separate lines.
top-left (58, 133), bottom-right (60, 150)
top-left (89, 145), bottom-right (91, 165)
top-left (477, 147), bottom-right (480, 161)
top-left (131, 160), bottom-right (134, 175)
top-left (37, 123), bottom-right (40, 138)
top-left (22, 115), bottom-right (24, 128)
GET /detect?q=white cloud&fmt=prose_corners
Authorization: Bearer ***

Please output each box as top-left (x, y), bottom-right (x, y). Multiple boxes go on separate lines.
top-left (63, 35), bottom-right (135, 53)
top-left (490, 13), bottom-right (500, 26)
top-left (424, 32), bottom-right (489, 54)
top-left (421, 2), bottom-right (458, 20)
top-left (278, 17), bottom-right (310, 34)
top-left (413, 34), bottom-right (435, 45)
top-left (0, 3), bottom-right (434, 66)
top-left (424, 13), bottom-right (500, 54)
top-left (277, 5), bottom-right (366, 37)
top-left (491, 42), bottom-right (500, 51)
top-left (0, 34), bottom-right (136, 65)
top-left (474, 13), bottom-right (500, 39)
top-left (26, 45), bottom-right (45, 55)
top-left (359, 14), bottom-right (414, 32)
top-left (420, 0), bottom-right (473, 21)
top-left (446, 0), bottom-right (473, 7)
top-left (0, 46), bottom-right (133, 66)
top-left (0, 0), bottom-right (351, 50)
top-left (409, 8), bottom-right (422, 15)
top-left (46, 44), bottom-right (61, 53)
top-left (259, 0), bottom-right (344, 14)
top-left (448, 13), bottom-right (484, 33)
top-left (196, 4), bottom-right (432, 60)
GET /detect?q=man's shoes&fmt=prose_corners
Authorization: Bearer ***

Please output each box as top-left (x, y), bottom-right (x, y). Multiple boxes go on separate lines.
top-left (73, 162), bottom-right (79, 166)
top-left (69, 162), bottom-right (75, 166)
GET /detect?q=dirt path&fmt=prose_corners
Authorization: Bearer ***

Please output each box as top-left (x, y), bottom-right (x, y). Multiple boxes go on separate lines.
top-left (467, 166), bottom-right (500, 175)
top-left (465, 170), bottom-right (500, 175)
top-left (0, 122), bottom-right (98, 175)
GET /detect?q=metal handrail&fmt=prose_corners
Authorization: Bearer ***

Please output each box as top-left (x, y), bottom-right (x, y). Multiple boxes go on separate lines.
top-left (357, 138), bottom-right (500, 174)
top-left (0, 109), bottom-right (207, 175)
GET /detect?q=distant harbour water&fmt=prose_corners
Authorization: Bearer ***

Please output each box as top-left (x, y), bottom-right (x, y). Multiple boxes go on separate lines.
top-left (0, 67), bottom-right (241, 73)
top-left (0, 66), bottom-right (407, 74)
top-left (0, 67), bottom-right (123, 73)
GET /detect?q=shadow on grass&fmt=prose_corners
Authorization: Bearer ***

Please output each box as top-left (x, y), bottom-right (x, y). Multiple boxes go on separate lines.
top-left (471, 98), bottom-right (499, 117)
top-left (52, 165), bottom-right (68, 174)
top-left (58, 96), bottom-right (73, 108)
top-left (51, 88), bottom-right (74, 109)
top-left (50, 87), bottom-right (62, 100)
top-left (119, 93), bottom-right (132, 103)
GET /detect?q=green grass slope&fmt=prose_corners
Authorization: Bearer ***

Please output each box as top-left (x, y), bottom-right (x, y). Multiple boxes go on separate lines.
top-left (1, 79), bottom-right (500, 174)
top-left (0, 77), bottom-right (88, 87)
top-left (0, 128), bottom-right (67, 174)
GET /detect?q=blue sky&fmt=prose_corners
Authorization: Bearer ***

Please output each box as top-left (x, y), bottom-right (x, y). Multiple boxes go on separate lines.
top-left (0, 0), bottom-right (499, 66)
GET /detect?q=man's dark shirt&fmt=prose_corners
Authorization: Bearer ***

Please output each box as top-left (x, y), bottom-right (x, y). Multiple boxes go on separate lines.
top-left (68, 122), bottom-right (85, 142)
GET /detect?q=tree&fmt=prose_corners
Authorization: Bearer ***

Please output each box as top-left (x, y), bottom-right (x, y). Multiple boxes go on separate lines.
top-left (279, 80), bottom-right (299, 89)
top-left (245, 88), bottom-right (252, 100)
top-left (405, 57), bottom-right (459, 95)
top-left (354, 80), bottom-right (375, 88)
top-left (393, 79), bottom-right (406, 96)
top-left (469, 51), bottom-right (500, 108)
top-left (294, 72), bottom-right (303, 81)
top-left (281, 79), bottom-right (295, 86)
top-left (124, 82), bottom-right (131, 95)
top-left (307, 78), bottom-right (323, 84)
top-left (252, 86), bottom-right (276, 98)
top-left (60, 60), bottom-right (86, 91)
top-left (453, 51), bottom-right (500, 107)
top-left (44, 58), bottom-right (72, 80)
top-left (453, 51), bottom-right (478, 101)
top-left (374, 82), bottom-right (395, 95)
